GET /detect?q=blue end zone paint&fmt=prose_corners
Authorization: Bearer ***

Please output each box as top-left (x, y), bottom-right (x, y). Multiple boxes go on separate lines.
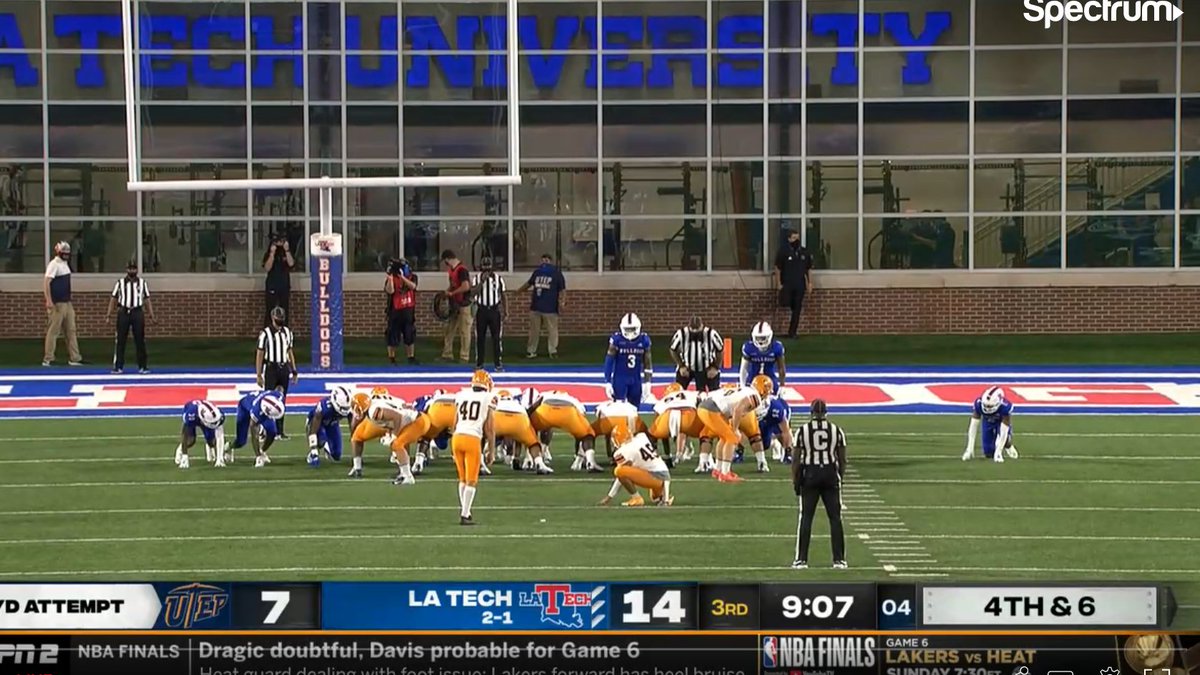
top-left (0, 366), bottom-right (1196, 419)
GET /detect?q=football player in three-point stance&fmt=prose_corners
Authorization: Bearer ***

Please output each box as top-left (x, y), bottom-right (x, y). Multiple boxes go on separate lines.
top-left (591, 398), bottom-right (647, 458)
top-left (413, 388), bottom-right (454, 474)
top-left (452, 370), bottom-right (499, 526)
top-left (963, 386), bottom-right (1019, 463)
top-left (696, 383), bottom-right (764, 482)
top-left (347, 386), bottom-right (398, 477)
top-left (305, 385), bottom-right (353, 467)
top-left (599, 425), bottom-right (673, 507)
top-left (740, 321), bottom-right (786, 393)
top-left (494, 388), bottom-right (553, 475)
top-left (530, 389), bottom-right (601, 472)
top-left (647, 383), bottom-right (711, 470)
top-left (604, 313), bottom-right (654, 407)
top-left (363, 396), bottom-right (427, 486)
top-left (232, 388), bottom-right (287, 468)
top-left (176, 399), bottom-right (226, 469)
top-left (756, 382), bottom-right (796, 464)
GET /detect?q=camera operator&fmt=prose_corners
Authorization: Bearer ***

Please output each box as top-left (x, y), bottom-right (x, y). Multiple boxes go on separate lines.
top-left (385, 257), bottom-right (419, 365)
top-left (262, 232), bottom-right (295, 326)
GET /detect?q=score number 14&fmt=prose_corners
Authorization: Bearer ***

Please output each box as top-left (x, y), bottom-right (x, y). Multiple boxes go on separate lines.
top-left (622, 590), bottom-right (688, 624)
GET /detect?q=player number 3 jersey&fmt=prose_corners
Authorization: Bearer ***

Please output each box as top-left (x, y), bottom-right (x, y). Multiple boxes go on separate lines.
top-left (614, 433), bottom-right (669, 475)
top-left (454, 389), bottom-right (497, 438)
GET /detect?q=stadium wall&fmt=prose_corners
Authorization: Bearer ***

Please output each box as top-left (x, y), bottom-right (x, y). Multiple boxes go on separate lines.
top-left (3, 271), bottom-right (1200, 338)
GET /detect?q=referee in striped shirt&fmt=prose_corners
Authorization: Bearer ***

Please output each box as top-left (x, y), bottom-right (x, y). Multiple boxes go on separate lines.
top-left (256, 306), bottom-right (298, 438)
top-left (791, 399), bottom-right (848, 570)
top-left (106, 261), bottom-right (155, 374)
top-left (669, 316), bottom-right (723, 392)
top-left (473, 256), bottom-right (506, 371)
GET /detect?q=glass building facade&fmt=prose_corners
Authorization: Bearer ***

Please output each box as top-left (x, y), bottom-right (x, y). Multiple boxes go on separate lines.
top-left (0, 0), bottom-right (1197, 275)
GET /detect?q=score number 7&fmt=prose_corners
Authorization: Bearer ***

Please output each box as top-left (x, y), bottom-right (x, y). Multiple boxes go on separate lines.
top-left (622, 589), bottom-right (687, 624)
top-left (261, 591), bottom-right (291, 625)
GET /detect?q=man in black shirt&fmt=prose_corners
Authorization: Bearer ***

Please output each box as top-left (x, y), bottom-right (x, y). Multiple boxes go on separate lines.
top-left (263, 232), bottom-right (295, 326)
top-left (774, 229), bottom-right (813, 339)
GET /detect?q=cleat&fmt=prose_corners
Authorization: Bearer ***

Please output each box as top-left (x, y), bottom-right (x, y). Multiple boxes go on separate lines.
top-left (655, 495), bottom-right (675, 507)
top-left (832, 560), bottom-right (848, 570)
top-left (586, 463), bottom-right (603, 473)
top-left (732, 448), bottom-right (745, 463)
top-left (961, 448), bottom-right (973, 461)
top-left (521, 457), bottom-right (534, 471)
top-left (993, 452), bottom-right (1005, 464)
top-left (536, 465), bottom-right (555, 475)
top-left (254, 456), bottom-right (268, 468)
top-left (543, 449), bottom-right (552, 462)
top-left (173, 446), bottom-right (183, 466)
top-left (68, 360), bottom-right (83, 366)
top-left (511, 457), bottom-right (523, 471)
top-left (792, 560), bottom-right (808, 570)
top-left (392, 474), bottom-right (416, 487)
top-left (111, 368), bottom-right (122, 374)
top-left (717, 471), bottom-right (743, 483)
top-left (1006, 446), bottom-right (1019, 459)
top-left (782, 453), bottom-right (793, 465)
top-left (214, 459), bottom-right (226, 468)
top-left (622, 494), bottom-right (645, 507)
top-left (757, 462), bottom-right (770, 473)
top-left (138, 368), bottom-right (151, 374)
top-left (178, 454), bottom-right (190, 470)
top-left (277, 434), bottom-right (290, 442)
top-left (711, 469), bottom-right (722, 478)
top-left (694, 464), bottom-right (710, 474)
top-left (347, 467), bottom-right (363, 479)
top-left (412, 456), bottom-right (425, 475)
top-left (41, 360), bottom-right (51, 367)
top-left (460, 515), bottom-right (476, 526)
top-left (570, 456), bottom-right (583, 472)
top-left (205, 445), bottom-right (216, 463)
top-left (224, 451), bottom-right (234, 465)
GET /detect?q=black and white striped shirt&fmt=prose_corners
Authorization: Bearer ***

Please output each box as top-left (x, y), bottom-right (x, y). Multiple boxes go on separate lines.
top-left (670, 326), bottom-right (723, 371)
top-left (472, 272), bottom-right (506, 308)
top-left (257, 326), bottom-right (294, 365)
top-left (796, 419), bottom-right (847, 468)
top-left (111, 277), bottom-right (149, 309)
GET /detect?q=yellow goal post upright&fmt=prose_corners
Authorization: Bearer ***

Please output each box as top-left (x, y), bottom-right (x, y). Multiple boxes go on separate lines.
top-left (117, 0), bottom-right (524, 370)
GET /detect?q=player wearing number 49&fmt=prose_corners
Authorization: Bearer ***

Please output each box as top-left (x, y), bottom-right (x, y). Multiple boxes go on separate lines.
top-left (962, 386), bottom-right (1019, 463)
top-left (599, 425), bottom-right (673, 507)
top-left (175, 400), bottom-right (226, 469)
top-left (605, 313), bottom-right (653, 407)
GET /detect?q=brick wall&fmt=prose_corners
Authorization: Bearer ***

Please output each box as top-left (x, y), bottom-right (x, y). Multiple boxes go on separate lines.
top-left (4, 286), bottom-right (1200, 338)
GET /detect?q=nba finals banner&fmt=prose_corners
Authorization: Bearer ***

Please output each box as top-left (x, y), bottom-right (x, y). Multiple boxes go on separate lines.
top-left (308, 233), bottom-right (344, 372)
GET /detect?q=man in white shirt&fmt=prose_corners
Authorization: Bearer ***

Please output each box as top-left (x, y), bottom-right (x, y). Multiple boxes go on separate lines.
top-left (43, 241), bottom-right (82, 367)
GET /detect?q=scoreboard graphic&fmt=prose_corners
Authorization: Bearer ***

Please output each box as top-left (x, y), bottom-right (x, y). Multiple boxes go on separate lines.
top-left (0, 582), bottom-right (1191, 675)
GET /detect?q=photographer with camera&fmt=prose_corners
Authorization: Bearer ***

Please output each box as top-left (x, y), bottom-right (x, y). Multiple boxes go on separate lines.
top-left (385, 257), bottom-right (419, 365)
top-left (262, 232), bottom-right (295, 326)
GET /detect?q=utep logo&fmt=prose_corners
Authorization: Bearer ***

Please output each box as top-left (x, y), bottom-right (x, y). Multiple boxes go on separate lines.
top-left (762, 636), bottom-right (778, 668)
top-left (161, 583), bottom-right (229, 629)
top-left (519, 584), bottom-right (605, 629)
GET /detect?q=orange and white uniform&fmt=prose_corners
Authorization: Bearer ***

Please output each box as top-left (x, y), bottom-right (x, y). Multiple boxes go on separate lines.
top-left (451, 387), bottom-right (497, 487)
top-left (530, 391), bottom-right (594, 440)
top-left (351, 389), bottom-right (398, 444)
top-left (494, 395), bottom-right (540, 448)
top-left (648, 390), bottom-right (706, 441)
top-left (422, 391), bottom-right (458, 439)
top-left (697, 386), bottom-right (763, 445)
top-left (592, 400), bottom-right (646, 439)
top-left (367, 399), bottom-right (430, 454)
top-left (606, 431), bottom-right (673, 505)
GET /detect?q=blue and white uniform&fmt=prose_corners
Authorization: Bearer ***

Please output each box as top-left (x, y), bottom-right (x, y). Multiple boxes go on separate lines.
top-left (757, 396), bottom-right (792, 448)
top-left (606, 332), bottom-right (652, 407)
top-left (182, 399), bottom-right (224, 447)
top-left (233, 390), bottom-right (284, 449)
top-left (740, 339), bottom-right (785, 391)
top-left (307, 396), bottom-right (350, 461)
top-left (973, 397), bottom-right (1014, 459)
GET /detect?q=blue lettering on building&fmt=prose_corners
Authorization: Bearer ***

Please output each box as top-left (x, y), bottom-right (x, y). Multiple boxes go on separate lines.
top-left (0, 11), bottom-right (951, 90)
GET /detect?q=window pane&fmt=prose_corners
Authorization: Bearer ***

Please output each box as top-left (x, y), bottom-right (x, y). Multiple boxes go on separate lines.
top-left (47, 53), bottom-right (127, 100)
top-left (0, 106), bottom-right (43, 158)
top-left (713, 104), bottom-right (763, 156)
top-left (1067, 215), bottom-right (1174, 268)
top-left (603, 54), bottom-right (707, 102)
top-left (345, 2), bottom-right (398, 51)
top-left (603, 162), bottom-right (705, 217)
top-left (1067, 99), bottom-right (1174, 153)
top-left (808, 0), bottom-right (967, 47)
top-left (249, 52), bottom-right (305, 102)
top-left (768, 103), bottom-right (800, 156)
top-left (250, 162), bottom-right (306, 218)
top-left (141, 105), bottom-right (248, 159)
top-left (1182, 100), bottom-right (1200, 152)
top-left (1187, 6), bottom-right (1200, 42)
top-left (308, 55), bottom-right (341, 102)
top-left (140, 1), bottom-right (245, 48)
top-left (1183, 157), bottom-right (1200, 210)
top-left (0, 53), bottom-right (42, 101)
top-left (420, 220), bottom-right (509, 271)
top-left (50, 163), bottom-right (137, 217)
top-left (402, 1), bottom-right (507, 50)
top-left (1064, 158), bottom-right (1175, 212)
top-left (807, 102), bottom-right (857, 156)
top-left (252, 106), bottom-right (304, 159)
top-left (1183, 214), bottom-right (1200, 266)
top-left (768, 0), bottom-right (802, 48)
top-left (975, 0), bottom-right (1062, 45)
top-left (1184, 48), bottom-right (1200, 95)
top-left (1, 217), bottom-right (44, 272)
top-left (308, 104), bottom-right (341, 158)
top-left (521, 105), bottom-right (597, 159)
top-left (863, 50), bottom-right (968, 98)
top-left (347, 106), bottom-right (399, 160)
top-left (140, 163), bottom-right (248, 217)
top-left (144, 220), bottom-right (251, 273)
top-left (768, 160), bottom-right (802, 214)
top-left (801, 216), bottom-right (856, 270)
top-left (404, 105), bottom-right (508, 160)
top-left (865, 102), bottom-right (968, 155)
top-left (1067, 12), bottom-right (1176, 43)
top-left (603, 105), bottom-right (705, 158)
top-left (712, 217), bottom-right (765, 270)
top-left (346, 220), bottom-right (399, 272)
top-left (519, 54), bottom-right (596, 102)
top-left (603, 218), bottom-right (705, 271)
top-left (1068, 47), bottom-right (1175, 96)
top-left (308, 2), bottom-right (341, 50)
top-left (974, 159), bottom-right (1063, 213)
top-left (974, 213), bottom-right (1063, 269)
top-left (49, 220), bottom-right (137, 274)
top-left (713, 161), bottom-right (763, 216)
top-left (402, 53), bottom-right (505, 102)
top-left (862, 216), bottom-right (965, 270)
top-left (768, 51), bottom-right (803, 99)
top-left (515, 219), bottom-right (598, 272)
top-left (975, 49), bottom-right (1063, 97)
top-left (863, 160), bottom-right (968, 213)
top-left (806, 51), bottom-right (858, 99)
top-left (715, 52), bottom-right (764, 101)
top-left (515, 166), bottom-right (599, 216)
top-left (8, 0), bottom-right (42, 49)
top-left (401, 164), bottom-right (509, 218)
top-left (3, 163), bottom-right (43, 217)
top-left (808, 160), bottom-right (857, 215)
top-left (975, 100), bottom-right (1061, 155)
top-left (348, 165), bottom-right (400, 217)
top-left (518, 2), bottom-right (595, 51)
top-left (48, 105), bottom-right (125, 159)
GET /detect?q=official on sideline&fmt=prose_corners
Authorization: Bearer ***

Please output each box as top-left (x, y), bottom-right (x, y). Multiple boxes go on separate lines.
top-left (106, 260), bottom-right (156, 374)
top-left (256, 306), bottom-right (298, 439)
top-left (669, 315), bottom-right (723, 392)
top-left (791, 399), bottom-right (848, 570)
top-left (472, 256), bottom-right (506, 371)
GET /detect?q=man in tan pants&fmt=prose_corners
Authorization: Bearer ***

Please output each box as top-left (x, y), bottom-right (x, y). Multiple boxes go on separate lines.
top-left (519, 253), bottom-right (566, 359)
top-left (440, 249), bottom-right (474, 363)
top-left (43, 241), bottom-right (83, 367)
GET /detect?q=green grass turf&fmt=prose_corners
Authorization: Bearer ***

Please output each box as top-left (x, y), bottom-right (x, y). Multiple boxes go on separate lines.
top-left (16, 332), bottom-right (1200, 368)
top-left (0, 414), bottom-right (1197, 627)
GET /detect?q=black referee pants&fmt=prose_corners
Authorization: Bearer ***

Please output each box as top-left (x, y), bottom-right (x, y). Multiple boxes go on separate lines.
top-left (113, 307), bottom-right (147, 371)
top-left (779, 285), bottom-right (806, 337)
top-left (475, 305), bottom-right (503, 368)
top-left (262, 362), bottom-right (291, 434)
top-left (795, 465), bottom-right (845, 563)
top-left (675, 367), bottom-right (719, 392)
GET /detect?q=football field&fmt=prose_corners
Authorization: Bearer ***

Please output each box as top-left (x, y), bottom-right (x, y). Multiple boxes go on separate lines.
top-left (0, 414), bottom-right (1197, 626)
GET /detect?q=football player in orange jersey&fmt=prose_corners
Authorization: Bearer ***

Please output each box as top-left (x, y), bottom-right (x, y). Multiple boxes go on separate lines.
top-left (346, 387), bottom-right (396, 478)
top-left (648, 382), bottom-right (712, 469)
top-left (452, 370), bottom-right (498, 526)
top-left (599, 426), bottom-right (673, 507)
top-left (529, 389), bottom-right (600, 472)
top-left (495, 389), bottom-right (553, 474)
top-left (364, 397), bottom-right (429, 486)
top-left (696, 381), bottom-right (764, 483)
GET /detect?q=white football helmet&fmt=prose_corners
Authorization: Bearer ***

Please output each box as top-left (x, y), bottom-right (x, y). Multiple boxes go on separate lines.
top-left (329, 385), bottom-right (352, 416)
top-left (980, 386), bottom-right (1005, 415)
top-left (258, 394), bottom-right (286, 420)
top-left (751, 321), bottom-right (773, 350)
top-left (620, 313), bottom-right (642, 340)
top-left (521, 387), bottom-right (542, 410)
top-left (197, 401), bottom-right (223, 429)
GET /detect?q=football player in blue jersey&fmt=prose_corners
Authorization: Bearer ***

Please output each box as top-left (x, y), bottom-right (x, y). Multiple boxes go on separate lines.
top-left (963, 386), bottom-right (1019, 463)
top-left (740, 321), bottom-right (787, 392)
top-left (232, 388), bottom-right (287, 468)
top-left (175, 399), bottom-right (226, 469)
top-left (305, 385), bottom-right (354, 467)
top-left (604, 313), bottom-right (653, 407)
top-left (757, 387), bottom-right (796, 466)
